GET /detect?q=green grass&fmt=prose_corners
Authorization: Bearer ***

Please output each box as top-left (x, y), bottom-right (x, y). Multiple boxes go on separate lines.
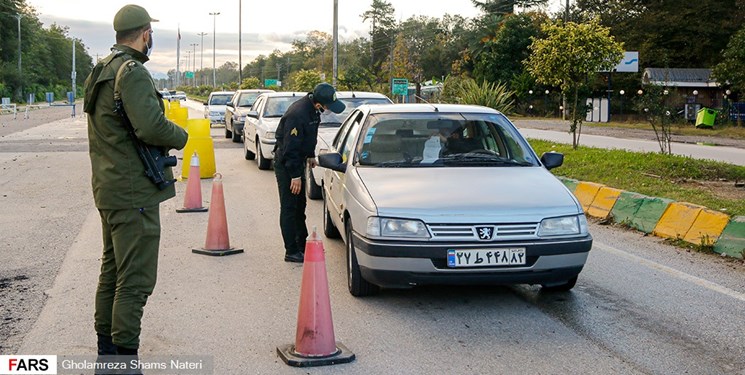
top-left (529, 139), bottom-right (745, 216)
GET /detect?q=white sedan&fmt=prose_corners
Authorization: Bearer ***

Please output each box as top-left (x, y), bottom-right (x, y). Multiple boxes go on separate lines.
top-left (242, 92), bottom-right (305, 170)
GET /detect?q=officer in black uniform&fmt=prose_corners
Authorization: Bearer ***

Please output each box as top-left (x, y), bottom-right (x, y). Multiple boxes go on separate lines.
top-left (274, 83), bottom-right (345, 262)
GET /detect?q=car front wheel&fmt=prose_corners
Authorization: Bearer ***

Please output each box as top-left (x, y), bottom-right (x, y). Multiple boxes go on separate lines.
top-left (257, 139), bottom-right (271, 170)
top-left (306, 167), bottom-right (322, 200)
top-left (244, 141), bottom-right (256, 160)
top-left (346, 222), bottom-right (379, 297)
top-left (541, 276), bottom-right (578, 292)
top-left (225, 123), bottom-right (232, 139)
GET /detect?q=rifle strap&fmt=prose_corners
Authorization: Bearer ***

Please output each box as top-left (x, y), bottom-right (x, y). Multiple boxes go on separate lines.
top-left (113, 59), bottom-right (138, 103)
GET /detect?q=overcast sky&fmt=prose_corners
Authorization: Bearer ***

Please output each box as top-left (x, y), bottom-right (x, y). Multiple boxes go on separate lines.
top-left (30, 0), bottom-right (561, 78)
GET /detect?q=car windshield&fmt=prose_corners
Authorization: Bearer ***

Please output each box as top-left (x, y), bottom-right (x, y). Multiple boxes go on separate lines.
top-left (356, 113), bottom-right (538, 168)
top-left (320, 97), bottom-right (391, 127)
top-left (237, 93), bottom-right (261, 107)
top-left (209, 94), bottom-right (233, 106)
top-left (262, 96), bottom-right (302, 118)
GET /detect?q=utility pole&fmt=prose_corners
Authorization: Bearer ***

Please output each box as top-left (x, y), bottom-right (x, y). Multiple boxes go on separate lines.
top-left (198, 32), bottom-right (207, 86)
top-left (276, 63), bottom-right (282, 84)
top-left (238, 0), bottom-right (242, 86)
top-left (332, 0), bottom-right (338, 87)
top-left (190, 43), bottom-right (198, 87)
top-left (71, 39), bottom-right (77, 99)
top-left (209, 12), bottom-right (220, 88)
top-left (16, 13), bottom-right (22, 99)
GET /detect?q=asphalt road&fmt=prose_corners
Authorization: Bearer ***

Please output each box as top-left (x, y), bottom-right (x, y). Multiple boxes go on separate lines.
top-left (1, 104), bottom-right (744, 374)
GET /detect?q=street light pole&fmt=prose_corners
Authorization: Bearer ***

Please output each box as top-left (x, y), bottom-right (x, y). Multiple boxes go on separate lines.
top-left (209, 12), bottom-right (220, 88)
top-left (190, 43), bottom-right (198, 87)
top-left (238, 0), bottom-right (242, 86)
top-left (198, 32), bottom-right (207, 86)
top-left (332, 0), bottom-right (338, 87)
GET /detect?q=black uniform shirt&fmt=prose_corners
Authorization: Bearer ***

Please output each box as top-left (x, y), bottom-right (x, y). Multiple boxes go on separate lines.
top-left (274, 95), bottom-right (320, 179)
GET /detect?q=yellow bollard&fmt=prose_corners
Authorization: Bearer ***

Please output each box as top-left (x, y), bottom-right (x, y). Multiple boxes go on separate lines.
top-left (172, 107), bottom-right (189, 128)
top-left (186, 119), bottom-right (211, 138)
top-left (181, 138), bottom-right (216, 179)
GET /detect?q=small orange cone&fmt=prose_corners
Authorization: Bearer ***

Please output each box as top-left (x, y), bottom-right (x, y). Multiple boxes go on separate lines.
top-left (176, 152), bottom-right (209, 213)
top-left (277, 228), bottom-right (355, 367)
top-left (192, 173), bottom-right (244, 256)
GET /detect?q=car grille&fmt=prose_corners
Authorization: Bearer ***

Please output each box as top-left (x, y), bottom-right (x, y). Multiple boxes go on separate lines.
top-left (428, 223), bottom-right (539, 241)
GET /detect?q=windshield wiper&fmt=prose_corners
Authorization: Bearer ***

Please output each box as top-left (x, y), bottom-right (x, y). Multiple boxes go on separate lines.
top-left (441, 154), bottom-right (532, 166)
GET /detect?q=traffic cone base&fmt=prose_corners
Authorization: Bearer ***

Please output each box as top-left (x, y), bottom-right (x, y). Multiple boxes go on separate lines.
top-left (191, 247), bottom-right (244, 256)
top-left (177, 206), bottom-right (208, 213)
top-left (276, 342), bottom-right (354, 368)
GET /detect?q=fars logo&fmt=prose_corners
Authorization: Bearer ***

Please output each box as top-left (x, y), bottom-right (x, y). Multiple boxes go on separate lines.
top-left (0, 356), bottom-right (57, 374)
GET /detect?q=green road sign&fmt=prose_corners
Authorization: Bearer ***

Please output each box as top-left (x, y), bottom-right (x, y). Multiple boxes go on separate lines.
top-left (185, 71), bottom-right (194, 79)
top-left (392, 78), bottom-right (408, 96)
top-left (264, 79), bottom-right (278, 87)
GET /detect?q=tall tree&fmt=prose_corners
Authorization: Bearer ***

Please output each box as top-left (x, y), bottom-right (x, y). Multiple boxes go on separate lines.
top-left (713, 26), bottom-right (745, 101)
top-left (361, 0), bottom-right (396, 81)
top-left (472, 0), bottom-right (548, 14)
top-left (526, 19), bottom-right (624, 148)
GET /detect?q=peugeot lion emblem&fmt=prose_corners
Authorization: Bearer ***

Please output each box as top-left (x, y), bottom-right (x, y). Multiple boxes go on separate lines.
top-left (476, 226), bottom-right (494, 240)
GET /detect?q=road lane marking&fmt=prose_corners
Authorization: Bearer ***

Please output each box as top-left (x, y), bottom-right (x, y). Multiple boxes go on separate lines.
top-left (594, 242), bottom-right (745, 303)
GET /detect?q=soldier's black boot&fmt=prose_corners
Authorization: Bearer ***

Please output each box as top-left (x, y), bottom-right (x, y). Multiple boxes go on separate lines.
top-left (95, 334), bottom-right (118, 375)
top-left (116, 346), bottom-right (143, 375)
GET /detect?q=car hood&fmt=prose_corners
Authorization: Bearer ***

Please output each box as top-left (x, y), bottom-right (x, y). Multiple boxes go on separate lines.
top-left (207, 105), bottom-right (227, 112)
top-left (317, 127), bottom-right (340, 149)
top-left (355, 167), bottom-right (581, 223)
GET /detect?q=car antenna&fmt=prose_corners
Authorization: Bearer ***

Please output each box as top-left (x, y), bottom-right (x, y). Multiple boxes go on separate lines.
top-left (414, 94), bottom-right (438, 112)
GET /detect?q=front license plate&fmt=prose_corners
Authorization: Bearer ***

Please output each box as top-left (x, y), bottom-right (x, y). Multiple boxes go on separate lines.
top-left (447, 248), bottom-right (526, 268)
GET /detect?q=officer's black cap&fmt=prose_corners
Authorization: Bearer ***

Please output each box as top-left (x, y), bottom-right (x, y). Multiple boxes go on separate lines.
top-left (312, 83), bottom-right (345, 114)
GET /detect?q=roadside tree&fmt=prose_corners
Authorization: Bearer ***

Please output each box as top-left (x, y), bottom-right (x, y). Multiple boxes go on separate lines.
top-left (633, 85), bottom-right (676, 154)
top-left (526, 19), bottom-right (624, 149)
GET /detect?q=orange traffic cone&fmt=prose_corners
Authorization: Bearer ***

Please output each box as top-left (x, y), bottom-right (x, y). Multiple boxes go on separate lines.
top-left (176, 152), bottom-right (209, 213)
top-left (192, 173), bottom-right (244, 256)
top-left (277, 228), bottom-right (355, 367)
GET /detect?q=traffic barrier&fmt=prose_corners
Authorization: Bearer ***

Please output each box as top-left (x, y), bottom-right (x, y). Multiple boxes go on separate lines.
top-left (629, 196), bottom-right (674, 234)
top-left (587, 186), bottom-right (623, 220)
top-left (610, 191), bottom-right (647, 225)
top-left (713, 216), bottom-right (745, 259)
top-left (277, 228), bottom-right (355, 367)
top-left (192, 173), bottom-right (243, 256)
top-left (181, 119), bottom-right (216, 179)
top-left (682, 208), bottom-right (730, 246)
top-left (176, 152), bottom-right (209, 213)
top-left (559, 177), bottom-right (579, 192)
top-left (653, 202), bottom-right (704, 239)
top-left (573, 182), bottom-right (605, 212)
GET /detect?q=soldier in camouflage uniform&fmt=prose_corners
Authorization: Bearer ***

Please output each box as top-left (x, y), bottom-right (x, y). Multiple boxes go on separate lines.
top-left (83, 4), bottom-right (188, 365)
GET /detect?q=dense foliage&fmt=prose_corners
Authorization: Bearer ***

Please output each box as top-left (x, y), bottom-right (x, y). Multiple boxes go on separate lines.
top-left (0, 0), bottom-right (93, 102)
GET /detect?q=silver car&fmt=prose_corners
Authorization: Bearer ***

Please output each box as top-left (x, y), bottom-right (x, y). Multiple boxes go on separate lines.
top-left (307, 91), bottom-right (393, 199)
top-left (318, 104), bottom-right (592, 296)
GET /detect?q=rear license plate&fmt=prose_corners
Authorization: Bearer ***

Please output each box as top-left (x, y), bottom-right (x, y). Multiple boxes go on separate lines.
top-left (447, 248), bottom-right (526, 268)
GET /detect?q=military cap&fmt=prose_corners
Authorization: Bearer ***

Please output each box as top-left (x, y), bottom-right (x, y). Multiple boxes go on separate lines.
top-left (312, 83), bottom-right (345, 114)
top-left (113, 4), bottom-right (158, 32)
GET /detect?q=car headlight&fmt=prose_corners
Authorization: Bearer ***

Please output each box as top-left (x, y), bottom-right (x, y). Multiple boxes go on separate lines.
top-left (366, 217), bottom-right (430, 238)
top-left (537, 215), bottom-right (588, 237)
top-left (265, 131), bottom-right (275, 140)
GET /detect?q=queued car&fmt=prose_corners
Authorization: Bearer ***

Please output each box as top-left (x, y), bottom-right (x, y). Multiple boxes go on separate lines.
top-left (158, 90), bottom-right (173, 100)
top-left (243, 92), bottom-right (305, 170)
top-left (172, 91), bottom-right (187, 101)
top-left (203, 91), bottom-right (235, 126)
top-left (318, 103), bottom-right (593, 296)
top-left (225, 89), bottom-right (275, 143)
top-left (306, 91), bottom-right (393, 200)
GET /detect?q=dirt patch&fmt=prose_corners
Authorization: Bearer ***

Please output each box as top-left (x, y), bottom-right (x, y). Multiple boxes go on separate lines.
top-left (0, 273), bottom-right (37, 353)
top-left (676, 179), bottom-right (745, 201)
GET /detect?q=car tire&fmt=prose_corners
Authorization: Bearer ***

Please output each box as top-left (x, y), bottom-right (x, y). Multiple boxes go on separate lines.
top-left (306, 167), bottom-right (322, 200)
top-left (225, 125), bottom-right (232, 139)
top-left (541, 276), bottom-right (578, 292)
top-left (257, 139), bottom-right (271, 170)
top-left (232, 128), bottom-right (242, 143)
top-left (322, 193), bottom-right (340, 239)
top-left (244, 142), bottom-right (256, 160)
top-left (346, 222), bottom-right (379, 297)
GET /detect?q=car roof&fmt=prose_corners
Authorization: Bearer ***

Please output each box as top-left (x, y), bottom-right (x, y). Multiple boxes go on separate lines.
top-left (360, 103), bottom-right (501, 115)
top-left (235, 89), bottom-right (276, 94)
top-left (258, 91), bottom-right (307, 98)
top-left (209, 91), bottom-right (235, 96)
top-left (335, 91), bottom-right (390, 100)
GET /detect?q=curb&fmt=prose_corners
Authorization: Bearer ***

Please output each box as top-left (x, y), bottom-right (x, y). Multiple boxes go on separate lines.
top-left (558, 177), bottom-right (745, 259)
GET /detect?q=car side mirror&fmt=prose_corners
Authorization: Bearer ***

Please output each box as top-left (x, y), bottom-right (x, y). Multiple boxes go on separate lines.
top-left (246, 110), bottom-right (259, 119)
top-left (226, 102), bottom-right (234, 108)
top-left (540, 151), bottom-right (564, 170)
top-left (318, 152), bottom-right (346, 173)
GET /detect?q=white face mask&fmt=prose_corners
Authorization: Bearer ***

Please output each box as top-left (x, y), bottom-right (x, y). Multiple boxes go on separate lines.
top-left (143, 32), bottom-right (153, 57)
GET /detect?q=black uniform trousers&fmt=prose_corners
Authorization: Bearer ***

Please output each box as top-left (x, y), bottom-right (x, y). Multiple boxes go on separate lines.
top-left (274, 160), bottom-right (308, 256)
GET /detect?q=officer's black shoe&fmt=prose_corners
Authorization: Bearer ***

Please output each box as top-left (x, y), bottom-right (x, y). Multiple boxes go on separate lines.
top-left (97, 334), bottom-right (117, 355)
top-left (115, 346), bottom-right (143, 375)
top-left (284, 252), bottom-right (304, 263)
